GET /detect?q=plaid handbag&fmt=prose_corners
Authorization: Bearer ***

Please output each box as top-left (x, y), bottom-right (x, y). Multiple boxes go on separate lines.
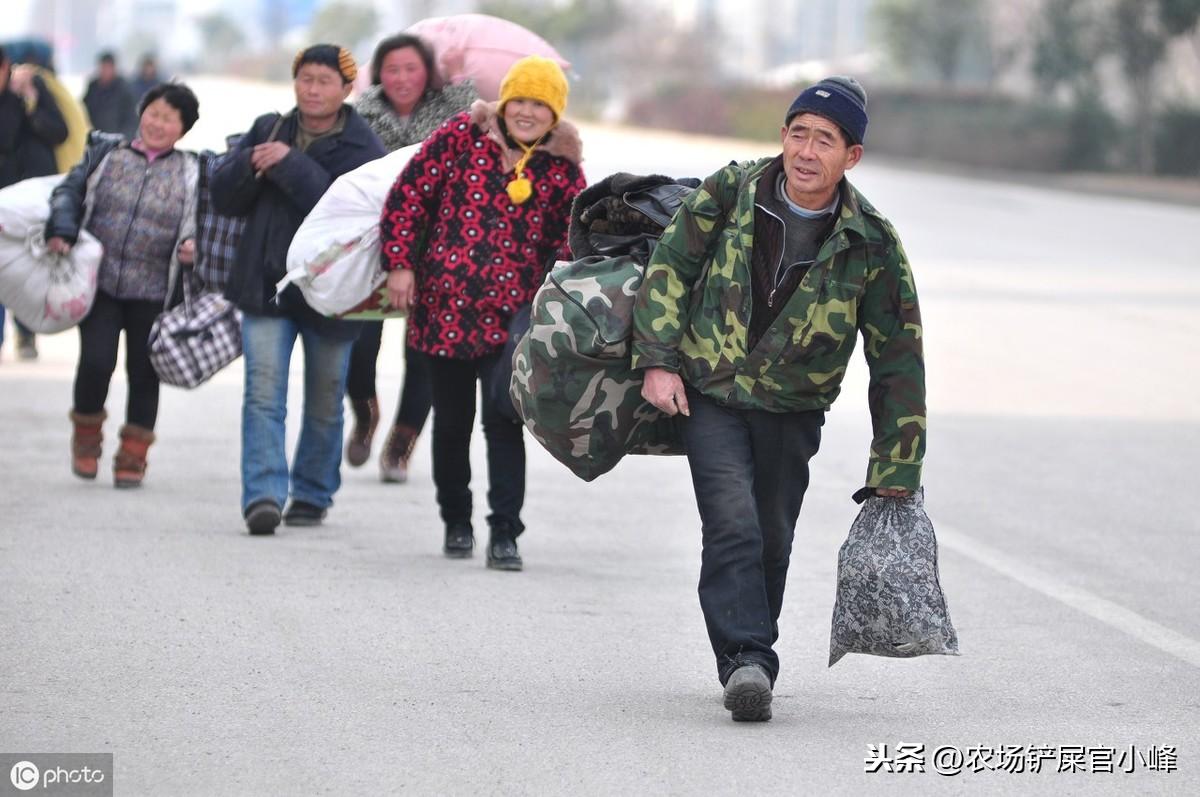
top-left (148, 272), bottom-right (243, 389)
top-left (194, 143), bottom-right (247, 292)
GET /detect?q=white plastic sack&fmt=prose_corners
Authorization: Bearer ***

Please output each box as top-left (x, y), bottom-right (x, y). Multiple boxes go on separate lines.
top-left (0, 175), bottom-right (102, 333)
top-left (279, 144), bottom-right (420, 319)
top-left (406, 14), bottom-right (571, 101)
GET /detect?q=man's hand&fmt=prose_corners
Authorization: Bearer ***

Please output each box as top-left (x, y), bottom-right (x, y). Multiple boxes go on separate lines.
top-left (251, 141), bottom-right (290, 176)
top-left (875, 487), bottom-right (910, 498)
top-left (177, 238), bottom-right (195, 265)
top-left (46, 236), bottom-right (71, 255)
top-left (386, 269), bottom-right (416, 312)
top-left (641, 367), bottom-right (690, 417)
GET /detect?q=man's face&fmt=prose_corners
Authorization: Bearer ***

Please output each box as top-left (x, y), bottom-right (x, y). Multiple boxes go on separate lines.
top-left (99, 61), bottom-right (116, 84)
top-left (779, 112), bottom-right (863, 209)
top-left (293, 63), bottom-right (351, 121)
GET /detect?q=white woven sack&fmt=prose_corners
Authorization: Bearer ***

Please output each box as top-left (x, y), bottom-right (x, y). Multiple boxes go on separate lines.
top-left (279, 144), bottom-right (420, 316)
top-left (0, 175), bottom-right (103, 333)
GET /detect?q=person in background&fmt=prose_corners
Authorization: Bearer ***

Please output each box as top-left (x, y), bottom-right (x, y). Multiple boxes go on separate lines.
top-left (83, 51), bottom-right (138, 138)
top-left (631, 77), bottom-right (925, 722)
top-left (0, 45), bottom-right (67, 362)
top-left (46, 83), bottom-right (201, 487)
top-left (380, 56), bottom-right (586, 570)
top-left (212, 45), bottom-right (385, 535)
top-left (130, 53), bottom-right (163, 104)
top-left (346, 33), bottom-right (478, 483)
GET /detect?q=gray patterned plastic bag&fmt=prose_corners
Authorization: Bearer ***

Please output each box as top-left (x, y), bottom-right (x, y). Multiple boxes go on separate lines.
top-left (829, 487), bottom-right (960, 667)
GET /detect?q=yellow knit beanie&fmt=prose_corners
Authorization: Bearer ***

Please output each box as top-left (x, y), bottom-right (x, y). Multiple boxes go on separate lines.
top-left (498, 56), bottom-right (568, 121)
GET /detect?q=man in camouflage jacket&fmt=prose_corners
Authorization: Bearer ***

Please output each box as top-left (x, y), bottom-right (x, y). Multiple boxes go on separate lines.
top-left (631, 77), bottom-right (925, 722)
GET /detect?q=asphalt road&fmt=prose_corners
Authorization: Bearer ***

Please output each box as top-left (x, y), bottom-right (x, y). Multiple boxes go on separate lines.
top-left (1, 79), bottom-right (1197, 795)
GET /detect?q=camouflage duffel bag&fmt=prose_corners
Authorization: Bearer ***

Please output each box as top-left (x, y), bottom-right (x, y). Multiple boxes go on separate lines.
top-left (510, 254), bottom-right (684, 481)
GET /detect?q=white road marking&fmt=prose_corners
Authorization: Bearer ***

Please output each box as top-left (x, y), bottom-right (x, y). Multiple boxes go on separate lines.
top-left (937, 524), bottom-right (1200, 668)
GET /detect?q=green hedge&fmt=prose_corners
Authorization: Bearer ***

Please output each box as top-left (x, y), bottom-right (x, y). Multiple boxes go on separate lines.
top-left (1155, 106), bottom-right (1200, 176)
top-left (625, 84), bottom-right (1131, 173)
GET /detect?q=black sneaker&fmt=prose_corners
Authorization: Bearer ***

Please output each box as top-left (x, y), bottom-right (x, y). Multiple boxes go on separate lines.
top-left (245, 499), bottom-right (282, 535)
top-left (283, 500), bottom-right (327, 527)
top-left (486, 528), bottom-right (523, 571)
top-left (444, 522), bottom-right (474, 558)
top-left (723, 664), bottom-right (773, 722)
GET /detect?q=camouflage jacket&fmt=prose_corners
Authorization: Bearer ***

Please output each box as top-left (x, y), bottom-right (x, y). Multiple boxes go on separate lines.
top-left (630, 157), bottom-right (926, 491)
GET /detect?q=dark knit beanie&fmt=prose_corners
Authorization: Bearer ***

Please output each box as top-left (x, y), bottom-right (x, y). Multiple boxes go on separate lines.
top-left (785, 75), bottom-right (868, 146)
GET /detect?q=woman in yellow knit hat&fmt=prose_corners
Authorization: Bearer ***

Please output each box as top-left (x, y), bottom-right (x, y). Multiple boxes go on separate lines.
top-left (380, 55), bottom-right (586, 571)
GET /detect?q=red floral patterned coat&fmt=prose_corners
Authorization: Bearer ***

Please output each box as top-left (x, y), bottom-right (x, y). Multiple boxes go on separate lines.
top-left (380, 100), bottom-right (585, 359)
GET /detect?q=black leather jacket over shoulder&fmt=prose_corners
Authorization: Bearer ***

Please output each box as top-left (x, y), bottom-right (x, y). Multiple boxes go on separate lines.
top-left (45, 130), bottom-right (125, 243)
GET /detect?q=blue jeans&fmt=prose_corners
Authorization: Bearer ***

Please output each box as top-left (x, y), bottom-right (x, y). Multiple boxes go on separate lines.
top-left (240, 313), bottom-right (354, 514)
top-left (681, 388), bottom-right (824, 686)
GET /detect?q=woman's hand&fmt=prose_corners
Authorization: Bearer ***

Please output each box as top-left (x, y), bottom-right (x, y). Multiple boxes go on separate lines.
top-left (46, 236), bottom-right (71, 255)
top-left (177, 238), bottom-right (196, 265)
top-left (386, 269), bottom-right (416, 312)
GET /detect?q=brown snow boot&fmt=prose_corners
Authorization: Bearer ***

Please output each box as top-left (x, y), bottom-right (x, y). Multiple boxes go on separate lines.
top-left (113, 424), bottom-right (156, 488)
top-left (379, 423), bottom-right (419, 483)
top-left (69, 410), bottom-right (107, 480)
top-left (345, 397), bottom-right (380, 467)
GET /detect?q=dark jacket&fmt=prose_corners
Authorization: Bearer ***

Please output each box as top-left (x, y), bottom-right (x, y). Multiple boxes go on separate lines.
top-left (211, 106), bottom-right (386, 339)
top-left (45, 130), bottom-right (123, 241)
top-left (82, 77), bottom-right (138, 138)
top-left (0, 74), bottom-right (68, 188)
top-left (568, 172), bottom-right (700, 263)
top-left (130, 75), bottom-right (161, 105)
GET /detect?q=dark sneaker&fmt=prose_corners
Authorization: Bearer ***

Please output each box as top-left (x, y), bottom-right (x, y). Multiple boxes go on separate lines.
top-left (245, 499), bottom-right (282, 535)
top-left (283, 500), bottom-right (327, 527)
top-left (444, 522), bottom-right (474, 558)
top-left (723, 664), bottom-right (773, 722)
top-left (486, 530), bottom-right (523, 572)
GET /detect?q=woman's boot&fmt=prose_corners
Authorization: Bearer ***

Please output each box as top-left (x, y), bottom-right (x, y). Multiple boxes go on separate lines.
top-left (379, 423), bottom-right (419, 483)
top-left (113, 424), bottom-right (156, 488)
top-left (345, 397), bottom-right (380, 467)
top-left (486, 518), bottom-right (524, 572)
top-left (69, 409), bottom-right (107, 480)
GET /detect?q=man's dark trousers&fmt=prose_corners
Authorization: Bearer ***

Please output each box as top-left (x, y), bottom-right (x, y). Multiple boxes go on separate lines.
top-left (681, 388), bottom-right (824, 686)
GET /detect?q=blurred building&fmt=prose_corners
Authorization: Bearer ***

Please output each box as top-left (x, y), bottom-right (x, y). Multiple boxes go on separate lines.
top-left (639, 0), bottom-right (875, 84)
